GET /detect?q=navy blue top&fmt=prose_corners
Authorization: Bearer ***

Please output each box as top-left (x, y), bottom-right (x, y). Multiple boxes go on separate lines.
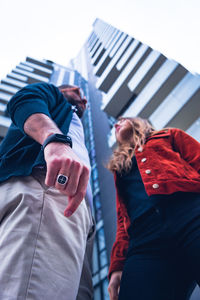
top-left (0, 83), bottom-right (73, 183)
top-left (116, 156), bottom-right (160, 224)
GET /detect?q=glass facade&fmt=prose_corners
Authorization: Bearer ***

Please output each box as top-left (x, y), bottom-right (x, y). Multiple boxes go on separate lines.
top-left (123, 59), bottom-right (178, 117)
top-left (149, 72), bottom-right (200, 129)
top-left (69, 73), bottom-right (110, 300)
top-left (12, 68), bottom-right (49, 82)
top-left (93, 30), bottom-right (121, 75)
top-left (23, 61), bottom-right (53, 74)
top-left (116, 39), bottom-right (139, 71)
top-left (102, 43), bottom-right (149, 109)
top-left (0, 115), bottom-right (11, 127)
top-left (187, 117), bottom-right (200, 142)
top-left (96, 35), bottom-right (132, 88)
top-left (0, 83), bottom-right (19, 94)
top-left (7, 72), bottom-right (28, 81)
top-left (18, 64), bottom-right (34, 72)
top-left (127, 50), bottom-right (161, 91)
top-left (2, 77), bottom-right (26, 88)
top-left (0, 92), bottom-right (11, 102)
top-left (50, 66), bottom-right (110, 299)
top-left (82, 92), bottom-right (109, 299)
top-left (109, 33), bottom-right (127, 58)
top-left (0, 102), bottom-right (6, 113)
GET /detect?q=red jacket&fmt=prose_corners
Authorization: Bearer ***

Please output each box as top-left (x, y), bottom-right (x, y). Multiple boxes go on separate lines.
top-left (108, 128), bottom-right (200, 279)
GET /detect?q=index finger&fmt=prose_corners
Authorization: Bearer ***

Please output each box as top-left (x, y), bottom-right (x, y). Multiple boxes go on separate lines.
top-left (64, 167), bottom-right (89, 217)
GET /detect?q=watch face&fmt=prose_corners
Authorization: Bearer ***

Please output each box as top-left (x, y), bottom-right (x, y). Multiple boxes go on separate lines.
top-left (57, 135), bottom-right (71, 145)
top-left (56, 134), bottom-right (67, 141)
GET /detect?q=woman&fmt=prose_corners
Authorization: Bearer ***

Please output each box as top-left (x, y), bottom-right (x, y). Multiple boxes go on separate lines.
top-left (107, 117), bottom-right (200, 300)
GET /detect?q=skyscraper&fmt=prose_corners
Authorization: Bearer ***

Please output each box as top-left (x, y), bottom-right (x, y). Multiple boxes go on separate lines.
top-left (0, 18), bottom-right (199, 300)
top-left (70, 18), bottom-right (200, 300)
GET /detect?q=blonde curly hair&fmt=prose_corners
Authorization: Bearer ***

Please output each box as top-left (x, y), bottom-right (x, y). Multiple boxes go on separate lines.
top-left (107, 117), bottom-right (157, 174)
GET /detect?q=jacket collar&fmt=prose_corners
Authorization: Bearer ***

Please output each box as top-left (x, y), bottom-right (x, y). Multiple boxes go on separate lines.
top-left (146, 129), bottom-right (170, 141)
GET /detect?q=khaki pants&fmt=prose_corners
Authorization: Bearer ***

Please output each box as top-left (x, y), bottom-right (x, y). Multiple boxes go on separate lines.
top-left (0, 170), bottom-right (94, 300)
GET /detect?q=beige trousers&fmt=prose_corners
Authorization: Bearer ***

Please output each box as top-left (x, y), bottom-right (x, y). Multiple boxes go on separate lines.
top-left (0, 170), bottom-right (94, 300)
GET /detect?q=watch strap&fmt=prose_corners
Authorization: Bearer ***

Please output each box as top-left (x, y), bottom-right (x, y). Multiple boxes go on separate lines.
top-left (41, 133), bottom-right (72, 150)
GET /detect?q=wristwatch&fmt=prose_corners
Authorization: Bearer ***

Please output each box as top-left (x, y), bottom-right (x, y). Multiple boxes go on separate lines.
top-left (41, 133), bottom-right (72, 150)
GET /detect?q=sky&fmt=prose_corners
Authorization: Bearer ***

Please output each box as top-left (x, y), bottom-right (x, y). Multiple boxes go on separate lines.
top-left (0, 0), bottom-right (200, 80)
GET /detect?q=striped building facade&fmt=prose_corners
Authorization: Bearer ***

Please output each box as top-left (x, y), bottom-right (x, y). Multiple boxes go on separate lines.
top-left (0, 18), bottom-right (200, 300)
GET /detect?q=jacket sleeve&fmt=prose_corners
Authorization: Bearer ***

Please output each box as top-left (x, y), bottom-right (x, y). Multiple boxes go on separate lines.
top-left (7, 83), bottom-right (68, 134)
top-left (108, 174), bottom-right (130, 280)
top-left (172, 128), bottom-right (200, 174)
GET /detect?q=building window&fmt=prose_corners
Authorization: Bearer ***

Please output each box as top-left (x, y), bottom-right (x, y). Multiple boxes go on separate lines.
top-left (94, 286), bottom-right (101, 300)
top-left (103, 278), bottom-right (110, 300)
top-left (100, 249), bottom-right (108, 268)
top-left (97, 227), bottom-right (106, 251)
top-left (92, 240), bottom-right (99, 274)
top-left (96, 208), bottom-right (103, 222)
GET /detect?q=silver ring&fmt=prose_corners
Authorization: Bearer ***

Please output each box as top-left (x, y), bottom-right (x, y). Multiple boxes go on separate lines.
top-left (57, 174), bottom-right (68, 185)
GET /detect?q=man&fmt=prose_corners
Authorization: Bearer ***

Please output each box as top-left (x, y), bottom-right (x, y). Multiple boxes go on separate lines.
top-left (0, 82), bottom-right (95, 299)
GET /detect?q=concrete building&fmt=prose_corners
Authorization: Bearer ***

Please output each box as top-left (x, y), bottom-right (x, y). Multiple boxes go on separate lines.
top-left (71, 18), bottom-right (200, 300)
top-left (0, 57), bottom-right (54, 139)
top-left (0, 18), bottom-right (200, 300)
